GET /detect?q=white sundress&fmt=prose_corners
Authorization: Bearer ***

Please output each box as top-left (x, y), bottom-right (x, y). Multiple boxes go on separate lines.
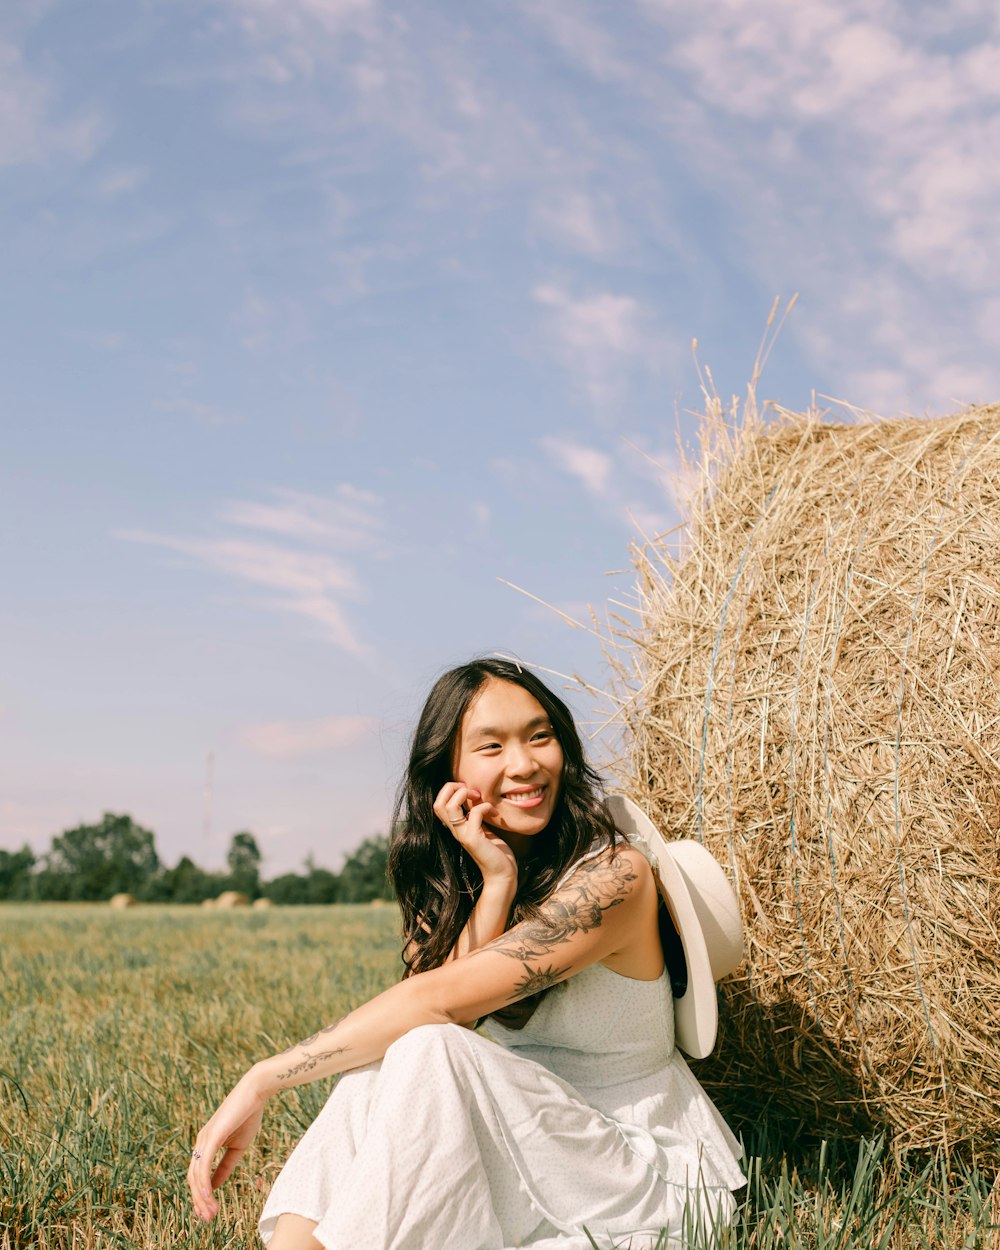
top-left (259, 847), bottom-right (747, 1250)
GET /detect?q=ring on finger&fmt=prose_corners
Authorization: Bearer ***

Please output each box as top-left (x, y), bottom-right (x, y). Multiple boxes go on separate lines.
top-left (191, 1148), bottom-right (202, 1160)
top-left (448, 816), bottom-right (467, 825)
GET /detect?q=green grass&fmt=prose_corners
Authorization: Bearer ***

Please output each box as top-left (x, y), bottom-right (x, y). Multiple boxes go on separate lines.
top-left (1, 905), bottom-right (996, 1249)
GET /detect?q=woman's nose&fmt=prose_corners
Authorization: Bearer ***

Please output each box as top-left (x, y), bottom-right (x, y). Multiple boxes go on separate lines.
top-left (506, 743), bottom-right (536, 776)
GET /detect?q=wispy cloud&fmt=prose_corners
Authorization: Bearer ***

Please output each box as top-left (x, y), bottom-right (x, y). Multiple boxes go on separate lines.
top-left (95, 165), bottom-right (147, 198)
top-left (541, 434), bottom-right (686, 535)
top-left (533, 284), bottom-right (669, 406)
top-left (535, 191), bottom-right (618, 257)
top-left (526, 0), bottom-right (1000, 411)
top-left (541, 437), bottom-right (613, 499)
top-left (240, 713), bottom-right (377, 759)
top-left (118, 485), bottom-right (385, 653)
top-left (0, 38), bottom-right (104, 168)
top-left (221, 485), bottom-right (383, 547)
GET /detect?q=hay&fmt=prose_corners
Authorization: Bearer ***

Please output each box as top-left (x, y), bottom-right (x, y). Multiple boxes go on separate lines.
top-left (109, 894), bottom-right (137, 909)
top-left (610, 390), bottom-right (1000, 1163)
top-left (214, 891), bottom-right (249, 909)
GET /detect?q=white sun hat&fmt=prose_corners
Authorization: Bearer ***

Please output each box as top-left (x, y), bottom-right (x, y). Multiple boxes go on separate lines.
top-left (605, 794), bottom-right (744, 1060)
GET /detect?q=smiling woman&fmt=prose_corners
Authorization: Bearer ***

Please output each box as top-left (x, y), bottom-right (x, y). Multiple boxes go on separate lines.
top-left (187, 657), bottom-right (746, 1250)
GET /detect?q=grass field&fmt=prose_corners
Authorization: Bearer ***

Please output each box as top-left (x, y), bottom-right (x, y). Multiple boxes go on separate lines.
top-left (1, 904), bottom-right (996, 1249)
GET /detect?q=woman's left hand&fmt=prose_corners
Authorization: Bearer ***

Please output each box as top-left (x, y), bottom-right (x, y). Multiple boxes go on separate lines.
top-left (432, 781), bottom-right (517, 884)
top-left (187, 1067), bottom-right (270, 1222)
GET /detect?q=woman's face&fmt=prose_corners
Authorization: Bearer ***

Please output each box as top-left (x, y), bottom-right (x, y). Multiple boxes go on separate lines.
top-left (452, 678), bottom-right (564, 841)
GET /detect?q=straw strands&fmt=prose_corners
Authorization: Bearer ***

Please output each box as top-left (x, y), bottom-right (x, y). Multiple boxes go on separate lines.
top-left (610, 391), bottom-right (1000, 1162)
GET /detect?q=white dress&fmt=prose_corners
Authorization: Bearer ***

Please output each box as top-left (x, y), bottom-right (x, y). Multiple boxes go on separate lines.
top-left (259, 850), bottom-right (746, 1250)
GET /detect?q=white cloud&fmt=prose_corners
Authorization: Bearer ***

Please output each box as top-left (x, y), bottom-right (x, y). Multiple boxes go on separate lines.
top-left (541, 437), bottom-right (613, 499)
top-left (535, 192), bottom-right (617, 256)
top-left (533, 284), bottom-right (668, 405)
top-left (118, 485), bottom-right (385, 653)
top-left (541, 433), bottom-right (684, 536)
top-left (125, 533), bottom-right (359, 598)
top-left (527, 0), bottom-right (1000, 412)
top-left (0, 38), bottom-right (104, 168)
top-left (240, 714), bottom-right (377, 759)
top-left (517, 2), bottom-right (630, 84)
top-left (96, 165), bottom-right (147, 197)
top-left (221, 485), bottom-right (384, 548)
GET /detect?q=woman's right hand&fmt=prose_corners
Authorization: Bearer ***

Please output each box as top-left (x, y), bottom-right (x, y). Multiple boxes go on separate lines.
top-left (433, 781), bottom-right (518, 885)
top-left (187, 1066), bottom-right (270, 1222)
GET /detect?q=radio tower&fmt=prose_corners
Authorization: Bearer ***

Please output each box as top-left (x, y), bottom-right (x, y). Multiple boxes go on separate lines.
top-left (203, 751), bottom-right (215, 846)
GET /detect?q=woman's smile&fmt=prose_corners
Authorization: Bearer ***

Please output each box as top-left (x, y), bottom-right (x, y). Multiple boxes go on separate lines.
top-left (501, 785), bottom-right (547, 808)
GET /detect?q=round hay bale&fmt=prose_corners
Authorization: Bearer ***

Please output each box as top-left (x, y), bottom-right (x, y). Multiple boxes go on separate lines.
top-left (200, 897), bottom-right (216, 908)
top-left (215, 891), bottom-right (250, 909)
top-left (252, 897), bottom-right (274, 909)
top-left (109, 893), bottom-right (137, 909)
top-left (612, 395), bottom-right (1000, 1162)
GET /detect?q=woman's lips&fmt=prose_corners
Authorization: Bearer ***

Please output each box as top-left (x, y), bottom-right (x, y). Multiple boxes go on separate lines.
top-left (502, 785), bottom-right (546, 808)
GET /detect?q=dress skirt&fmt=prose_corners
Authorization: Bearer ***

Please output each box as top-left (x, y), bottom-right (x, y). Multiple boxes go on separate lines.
top-left (258, 1023), bottom-right (738, 1250)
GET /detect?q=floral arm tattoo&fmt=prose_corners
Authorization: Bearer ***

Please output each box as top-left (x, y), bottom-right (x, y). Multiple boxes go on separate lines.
top-left (274, 1018), bottom-right (350, 1081)
top-left (476, 847), bottom-right (638, 1001)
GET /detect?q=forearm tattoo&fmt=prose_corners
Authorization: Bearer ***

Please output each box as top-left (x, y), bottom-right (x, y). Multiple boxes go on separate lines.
top-left (274, 1018), bottom-right (349, 1080)
top-left (275, 1045), bottom-right (351, 1082)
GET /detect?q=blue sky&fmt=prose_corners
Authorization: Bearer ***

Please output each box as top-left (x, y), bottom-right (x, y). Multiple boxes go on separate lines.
top-left (3, 0), bottom-right (998, 874)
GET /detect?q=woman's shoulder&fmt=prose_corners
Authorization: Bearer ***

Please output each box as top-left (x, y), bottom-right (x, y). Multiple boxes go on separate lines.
top-left (552, 837), bottom-right (656, 902)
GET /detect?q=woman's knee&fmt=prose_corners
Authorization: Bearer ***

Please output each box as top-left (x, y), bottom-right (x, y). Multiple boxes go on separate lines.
top-left (383, 1021), bottom-right (468, 1067)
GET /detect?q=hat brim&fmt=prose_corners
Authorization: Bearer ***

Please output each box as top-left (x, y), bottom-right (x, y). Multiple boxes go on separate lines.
top-left (606, 794), bottom-right (719, 1059)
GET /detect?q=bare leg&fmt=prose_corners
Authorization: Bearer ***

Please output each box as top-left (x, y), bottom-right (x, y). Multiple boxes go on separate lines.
top-left (267, 1213), bottom-right (324, 1250)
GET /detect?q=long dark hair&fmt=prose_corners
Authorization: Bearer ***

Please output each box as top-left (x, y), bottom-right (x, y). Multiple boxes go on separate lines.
top-left (388, 657), bottom-right (617, 977)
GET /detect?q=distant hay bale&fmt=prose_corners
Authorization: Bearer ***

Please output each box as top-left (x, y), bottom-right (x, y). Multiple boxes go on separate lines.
top-left (200, 898), bottom-right (216, 909)
top-left (215, 891), bottom-right (249, 909)
top-left (252, 897), bottom-right (274, 909)
top-left (612, 393), bottom-right (1000, 1162)
top-left (109, 893), bottom-right (137, 909)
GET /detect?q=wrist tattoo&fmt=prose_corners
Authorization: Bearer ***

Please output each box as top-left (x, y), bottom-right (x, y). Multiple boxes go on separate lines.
top-left (275, 1045), bottom-right (350, 1082)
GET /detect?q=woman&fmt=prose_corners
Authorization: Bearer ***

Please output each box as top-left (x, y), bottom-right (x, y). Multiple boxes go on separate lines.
top-left (187, 658), bottom-right (746, 1249)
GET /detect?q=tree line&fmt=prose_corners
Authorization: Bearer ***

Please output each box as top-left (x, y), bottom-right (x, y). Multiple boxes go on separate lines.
top-left (0, 812), bottom-right (394, 904)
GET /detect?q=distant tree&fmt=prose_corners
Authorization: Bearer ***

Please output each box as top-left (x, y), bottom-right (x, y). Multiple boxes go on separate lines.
top-left (262, 858), bottom-right (339, 905)
top-left (304, 864), bottom-right (340, 904)
top-left (39, 812), bottom-right (161, 901)
top-left (0, 845), bottom-right (35, 900)
top-left (226, 831), bottom-right (262, 897)
top-left (263, 872), bottom-right (310, 905)
top-left (336, 834), bottom-right (393, 903)
top-left (154, 855), bottom-right (225, 904)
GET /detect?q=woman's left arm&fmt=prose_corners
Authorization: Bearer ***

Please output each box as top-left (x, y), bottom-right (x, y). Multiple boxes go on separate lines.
top-left (188, 843), bottom-right (655, 1221)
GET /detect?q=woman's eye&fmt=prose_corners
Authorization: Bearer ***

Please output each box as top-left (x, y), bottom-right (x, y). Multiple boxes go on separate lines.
top-left (531, 731), bottom-right (552, 742)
